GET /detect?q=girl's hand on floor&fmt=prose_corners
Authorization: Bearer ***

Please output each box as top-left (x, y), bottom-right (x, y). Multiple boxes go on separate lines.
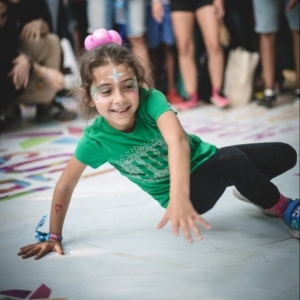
top-left (157, 199), bottom-right (211, 243)
top-left (17, 240), bottom-right (63, 260)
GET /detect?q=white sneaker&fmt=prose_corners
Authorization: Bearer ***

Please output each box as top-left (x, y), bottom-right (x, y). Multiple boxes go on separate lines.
top-left (232, 187), bottom-right (278, 217)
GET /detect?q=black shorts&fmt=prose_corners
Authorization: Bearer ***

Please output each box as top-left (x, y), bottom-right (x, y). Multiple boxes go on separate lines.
top-left (170, 0), bottom-right (213, 12)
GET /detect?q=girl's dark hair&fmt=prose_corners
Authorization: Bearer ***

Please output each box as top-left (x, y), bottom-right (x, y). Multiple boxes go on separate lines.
top-left (75, 43), bottom-right (153, 120)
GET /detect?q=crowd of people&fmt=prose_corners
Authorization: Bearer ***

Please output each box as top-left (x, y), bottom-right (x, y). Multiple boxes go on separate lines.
top-left (0, 0), bottom-right (299, 128)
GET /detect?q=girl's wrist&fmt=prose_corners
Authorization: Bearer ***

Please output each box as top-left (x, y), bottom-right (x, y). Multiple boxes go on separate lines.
top-left (48, 233), bottom-right (63, 242)
top-left (35, 215), bottom-right (63, 242)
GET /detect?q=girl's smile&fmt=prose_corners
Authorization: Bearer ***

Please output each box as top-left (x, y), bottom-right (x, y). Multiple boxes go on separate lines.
top-left (89, 63), bottom-right (139, 132)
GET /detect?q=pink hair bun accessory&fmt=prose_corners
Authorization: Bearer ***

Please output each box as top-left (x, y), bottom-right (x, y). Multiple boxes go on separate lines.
top-left (84, 35), bottom-right (96, 50)
top-left (108, 30), bottom-right (122, 45)
top-left (84, 28), bottom-right (122, 50)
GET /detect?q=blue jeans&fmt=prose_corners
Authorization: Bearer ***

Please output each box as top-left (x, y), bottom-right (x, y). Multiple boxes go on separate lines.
top-left (87, 0), bottom-right (147, 37)
top-left (252, 0), bottom-right (300, 33)
top-left (146, 4), bottom-right (175, 49)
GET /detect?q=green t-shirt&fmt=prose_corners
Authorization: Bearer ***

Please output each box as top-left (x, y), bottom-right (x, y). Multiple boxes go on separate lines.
top-left (75, 88), bottom-right (217, 208)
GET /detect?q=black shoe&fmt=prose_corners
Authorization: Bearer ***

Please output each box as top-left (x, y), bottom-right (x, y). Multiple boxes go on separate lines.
top-left (257, 90), bottom-right (276, 108)
top-left (0, 105), bottom-right (22, 131)
top-left (0, 105), bottom-right (21, 123)
top-left (36, 101), bottom-right (77, 122)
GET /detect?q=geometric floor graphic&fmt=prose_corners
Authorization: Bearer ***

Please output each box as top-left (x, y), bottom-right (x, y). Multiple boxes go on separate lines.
top-left (0, 284), bottom-right (66, 299)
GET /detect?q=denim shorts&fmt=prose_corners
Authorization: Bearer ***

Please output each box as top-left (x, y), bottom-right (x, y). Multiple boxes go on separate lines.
top-left (87, 0), bottom-right (147, 37)
top-left (146, 4), bottom-right (175, 49)
top-left (252, 0), bottom-right (300, 33)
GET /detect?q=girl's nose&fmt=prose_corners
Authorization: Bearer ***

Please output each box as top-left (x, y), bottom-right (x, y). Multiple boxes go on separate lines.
top-left (113, 90), bottom-right (125, 103)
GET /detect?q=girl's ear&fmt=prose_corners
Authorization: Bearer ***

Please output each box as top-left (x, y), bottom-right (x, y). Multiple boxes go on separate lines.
top-left (80, 87), bottom-right (95, 108)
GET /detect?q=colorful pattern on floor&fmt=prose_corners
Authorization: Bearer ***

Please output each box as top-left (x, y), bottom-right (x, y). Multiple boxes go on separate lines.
top-left (0, 98), bottom-right (299, 300)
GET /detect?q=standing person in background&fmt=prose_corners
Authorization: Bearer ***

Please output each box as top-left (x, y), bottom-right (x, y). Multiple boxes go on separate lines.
top-left (170, 0), bottom-right (230, 110)
top-left (86, 0), bottom-right (151, 83)
top-left (223, 0), bottom-right (255, 52)
top-left (146, 0), bottom-right (184, 105)
top-left (68, 0), bottom-right (88, 57)
top-left (0, 0), bottom-right (76, 126)
top-left (252, 0), bottom-right (300, 108)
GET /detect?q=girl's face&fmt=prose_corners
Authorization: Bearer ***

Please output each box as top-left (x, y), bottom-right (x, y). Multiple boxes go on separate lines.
top-left (89, 63), bottom-right (139, 132)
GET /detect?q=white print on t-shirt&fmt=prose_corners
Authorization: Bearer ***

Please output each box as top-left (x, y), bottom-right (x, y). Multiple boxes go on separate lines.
top-left (113, 133), bottom-right (170, 182)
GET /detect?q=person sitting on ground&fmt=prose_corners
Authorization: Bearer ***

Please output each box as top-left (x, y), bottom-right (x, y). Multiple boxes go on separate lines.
top-left (0, 0), bottom-right (76, 126)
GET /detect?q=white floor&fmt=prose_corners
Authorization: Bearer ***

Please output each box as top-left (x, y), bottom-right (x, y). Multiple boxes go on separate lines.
top-left (0, 97), bottom-right (299, 300)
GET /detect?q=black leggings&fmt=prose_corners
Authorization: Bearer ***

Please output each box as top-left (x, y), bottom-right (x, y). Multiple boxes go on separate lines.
top-left (190, 142), bottom-right (297, 214)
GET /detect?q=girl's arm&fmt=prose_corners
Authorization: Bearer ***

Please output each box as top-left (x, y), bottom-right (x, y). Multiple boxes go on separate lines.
top-left (156, 111), bottom-right (210, 243)
top-left (18, 156), bottom-right (87, 259)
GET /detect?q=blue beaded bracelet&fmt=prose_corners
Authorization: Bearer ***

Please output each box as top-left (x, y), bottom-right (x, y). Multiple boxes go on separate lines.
top-left (34, 215), bottom-right (63, 242)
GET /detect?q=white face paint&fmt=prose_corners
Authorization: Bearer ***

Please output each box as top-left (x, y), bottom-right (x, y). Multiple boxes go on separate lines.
top-left (108, 67), bottom-right (125, 84)
top-left (133, 76), bottom-right (138, 92)
top-left (91, 86), bottom-right (102, 103)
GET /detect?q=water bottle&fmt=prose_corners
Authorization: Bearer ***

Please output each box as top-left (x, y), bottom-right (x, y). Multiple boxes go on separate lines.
top-left (114, 0), bottom-right (126, 25)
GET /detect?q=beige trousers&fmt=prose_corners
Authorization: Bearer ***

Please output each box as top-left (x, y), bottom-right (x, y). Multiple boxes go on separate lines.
top-left (17, 33), bottom-right (62, 105)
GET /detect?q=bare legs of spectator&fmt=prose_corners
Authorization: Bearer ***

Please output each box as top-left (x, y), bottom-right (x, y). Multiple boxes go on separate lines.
top-left (259, 33), bottom-right (276, 91)
top-left (196, 6), bottom-right (224, 95)
top-left (164, 44), bottom-right (177, 93)
top-left (292, 30), bottom-right (300, 91)
top-left (171, 5), bottom-right (230, 110)
top-left (259, 29), bottom-right (299, 106)
top-left (171, 11), bottom-right (198, 100)
top-left (128, 35), bottom-right (152, 85)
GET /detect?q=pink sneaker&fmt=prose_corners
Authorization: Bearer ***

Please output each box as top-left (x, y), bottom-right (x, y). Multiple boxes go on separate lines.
top-left (166, 89), bottom-right (184, 105)
top-left (175, 93), bottom-right (199, 111)
top-left (210, 89), bottom-right (230, 109)
top-left (176, 98), bottom-right (199, 111)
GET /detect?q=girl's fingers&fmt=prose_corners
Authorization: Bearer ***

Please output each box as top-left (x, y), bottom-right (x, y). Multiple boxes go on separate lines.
top-left (54, 244), bottom-right (64, 255)
top-left (21, 247), bottom-right (40, 259)
top-left (188, 218), bottom-right (202, 240)
top-left (156, 212), bottom-right (169, 229)
top-left (18, 244), bottom-right (35, 254)
top-left (194, 214), bottom-right (211, 230)
top-left (171, 220), bottom-right (179, 237)
top-left (180, 221), bottom-right (193, 243)
top-left (34, 245), bottom-right (52, 260)
top-left (19, 245), bottom-right (31, 251)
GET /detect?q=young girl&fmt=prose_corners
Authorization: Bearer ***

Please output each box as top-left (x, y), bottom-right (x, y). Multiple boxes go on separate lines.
top-left (18, 29), bottom-right (299, 260)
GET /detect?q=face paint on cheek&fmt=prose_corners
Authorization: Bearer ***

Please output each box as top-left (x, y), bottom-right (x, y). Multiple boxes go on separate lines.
top-left (91, 86), bottom-right (103, 103)
top-left (133, 76), bottom-right (139, 92)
